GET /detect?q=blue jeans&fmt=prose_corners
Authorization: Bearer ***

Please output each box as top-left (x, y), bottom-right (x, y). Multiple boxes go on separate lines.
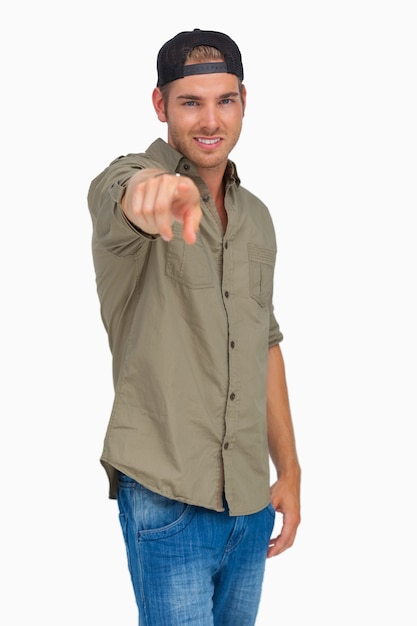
top-left (117, 473), bottom-right (276, 625)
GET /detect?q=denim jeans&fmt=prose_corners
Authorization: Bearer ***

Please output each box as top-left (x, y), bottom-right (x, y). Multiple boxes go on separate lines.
top-left (117, 472), bottom-right (276, 625)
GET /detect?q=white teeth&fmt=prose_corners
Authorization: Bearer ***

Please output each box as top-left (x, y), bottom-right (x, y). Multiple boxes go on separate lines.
top-left (198, 138), bottom-right (219, 145)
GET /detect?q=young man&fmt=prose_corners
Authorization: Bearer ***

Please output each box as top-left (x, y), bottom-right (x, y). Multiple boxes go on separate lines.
top-left (88, 29), bottom-right (301, 626)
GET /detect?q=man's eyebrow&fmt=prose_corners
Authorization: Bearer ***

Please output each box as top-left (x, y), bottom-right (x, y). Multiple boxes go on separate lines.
top-left (176, 91), bottom-right (239, 101)
top-left (176, 94), bottom-right (202, 101)
top-left (218, 91), bottom-right (239, 99)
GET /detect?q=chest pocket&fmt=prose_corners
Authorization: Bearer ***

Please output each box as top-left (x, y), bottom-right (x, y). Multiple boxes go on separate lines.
top-left (165, 225), bottom-right (214, 289)
top-left (248, 243), bottom-right (276, 307)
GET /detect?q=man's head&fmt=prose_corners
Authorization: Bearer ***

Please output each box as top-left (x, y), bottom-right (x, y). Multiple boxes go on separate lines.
top-left (156, 29), bottom-right (244, 88)
top-left (152, 29), bottom-right (246, 174)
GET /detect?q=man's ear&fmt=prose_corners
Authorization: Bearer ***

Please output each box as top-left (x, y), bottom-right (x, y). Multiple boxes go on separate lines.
top-left (152, 87), bottom-right (167, 122)
top-left (241, 84), bottom-right (247, 117)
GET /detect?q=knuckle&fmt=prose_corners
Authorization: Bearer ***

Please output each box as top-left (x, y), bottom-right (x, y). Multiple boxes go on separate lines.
top-left (153, 200), bottom-right (167, 216)
top-left (141, 203), bottom-right (154, 218)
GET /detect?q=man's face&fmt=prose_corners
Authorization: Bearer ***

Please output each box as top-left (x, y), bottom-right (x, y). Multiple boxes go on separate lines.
top-left (154, 72), bottom-right (246, 174)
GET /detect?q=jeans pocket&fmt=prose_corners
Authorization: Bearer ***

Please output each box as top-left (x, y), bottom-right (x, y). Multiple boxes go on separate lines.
top-left (136, 483), bottom-right (196, 539)
top-left (139, 503), bottom-right (195, 541)
top-left (267, 502), bottom-right (277, 520)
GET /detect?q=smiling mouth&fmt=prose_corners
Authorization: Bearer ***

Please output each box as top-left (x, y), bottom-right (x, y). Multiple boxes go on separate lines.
top-left (196, 137), bottom-right (222, 145)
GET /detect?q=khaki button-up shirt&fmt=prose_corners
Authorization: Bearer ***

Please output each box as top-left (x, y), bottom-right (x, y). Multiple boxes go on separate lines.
top-left (88, 139), bottom-right (283, 515)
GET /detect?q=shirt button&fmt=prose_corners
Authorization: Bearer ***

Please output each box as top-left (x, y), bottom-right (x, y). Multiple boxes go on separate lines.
top-left (224, 442), bottom-right (229, 450)
top-left (183, 163), bottom-right (190, 171)
top-left (230, 392), bottom-right (236, 401)
top-left (224, 241), bottom-right (228, 249)
top-left (224, 290), bottom-right (229, 298)
top-left (202, 194), bottom-right (210, 202)
top-left (230, 341), bottom-right (235, 348)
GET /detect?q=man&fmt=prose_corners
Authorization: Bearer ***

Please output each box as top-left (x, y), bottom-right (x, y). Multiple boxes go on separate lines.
top-left (88, 28), bottom-right (301, 625)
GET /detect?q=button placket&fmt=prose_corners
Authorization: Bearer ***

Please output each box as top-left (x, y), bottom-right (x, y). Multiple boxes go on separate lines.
top-left (222, 242), bottom-right (239, 457)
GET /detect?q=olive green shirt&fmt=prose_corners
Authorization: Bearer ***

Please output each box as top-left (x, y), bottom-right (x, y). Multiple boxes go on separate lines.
top-left (88, 139), bottom-right (283, 515)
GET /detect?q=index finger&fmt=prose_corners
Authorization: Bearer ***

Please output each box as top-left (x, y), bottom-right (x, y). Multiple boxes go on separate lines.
top-left (180, 203), bottom-right (202, 244)
top-left (170, 178), bottom-right (203, 243)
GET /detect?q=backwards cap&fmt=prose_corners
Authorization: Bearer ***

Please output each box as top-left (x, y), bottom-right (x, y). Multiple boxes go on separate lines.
top-left (156, 28), bottom-right (244, 87)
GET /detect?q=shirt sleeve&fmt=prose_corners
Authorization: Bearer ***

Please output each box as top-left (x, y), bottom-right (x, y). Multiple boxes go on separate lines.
top-left (87, 155), bottom-right (154, 256)
top-left (268, 309), bottom-right (284, 347)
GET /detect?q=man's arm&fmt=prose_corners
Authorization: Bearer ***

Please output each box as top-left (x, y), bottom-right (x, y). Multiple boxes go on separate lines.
top-left (267, 343), bottom-right (301, 558)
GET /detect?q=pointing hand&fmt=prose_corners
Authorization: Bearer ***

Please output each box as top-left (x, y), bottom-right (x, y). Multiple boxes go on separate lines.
top-left (122, 170), bottom-right (202, 244)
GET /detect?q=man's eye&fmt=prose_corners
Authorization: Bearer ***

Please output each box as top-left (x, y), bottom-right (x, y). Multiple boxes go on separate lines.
top-left (184, 101), bottom-right (198, 106)
top-left (220, 98), bottom-right (232, 105)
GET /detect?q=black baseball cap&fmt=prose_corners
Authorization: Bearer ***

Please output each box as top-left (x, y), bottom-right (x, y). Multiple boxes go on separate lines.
top-left (156, 29), bottom-right (244, 87)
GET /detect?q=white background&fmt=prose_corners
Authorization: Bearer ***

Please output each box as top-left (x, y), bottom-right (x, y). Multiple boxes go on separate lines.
top-left (1, 1), bottom-right (416, 624)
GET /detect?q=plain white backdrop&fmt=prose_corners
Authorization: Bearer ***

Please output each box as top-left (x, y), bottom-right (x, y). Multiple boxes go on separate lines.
top-left (1, 1), bottom-right (416, 624)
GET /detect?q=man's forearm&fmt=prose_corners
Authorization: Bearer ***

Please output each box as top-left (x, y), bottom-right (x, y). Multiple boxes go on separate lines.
top-left (267, 344), bottom-right (301, 479)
